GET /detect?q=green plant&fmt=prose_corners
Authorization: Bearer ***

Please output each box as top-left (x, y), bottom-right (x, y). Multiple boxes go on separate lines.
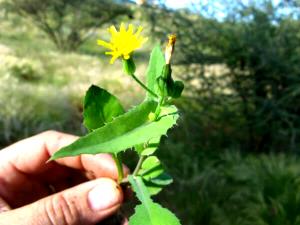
top-left (50, 23), bottom-right (183, 225)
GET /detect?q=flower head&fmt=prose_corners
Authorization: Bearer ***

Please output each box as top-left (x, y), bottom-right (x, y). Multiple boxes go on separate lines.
top-left (165, 34), bottom-right (176, 64)
top-left (97, 23), bottom-right (148, 64)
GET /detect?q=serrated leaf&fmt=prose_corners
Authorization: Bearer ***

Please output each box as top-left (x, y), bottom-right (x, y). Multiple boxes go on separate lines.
top-left (141, 137), bottom-right (160, 156)
top-left (135, 137), bottom-right (160, 156)
top-left (139, 156), bottom-right (163, 180)
top-left (134, 105), bottom-right (177, 156)
top-left (146, 45), bottom-right (165, 100)
top-left (129, 203), bottom-right (181, 225)
top-left (139, 156), bottom-right (173, 196)
top-left (149, 172), bottom-right (173, 186)
top-left (143, 172), bottom-right (173, 195)
top-left (128, 175), bottom-right (181, 225)
top-left (50, 101), bottom-right (179, 160)
top-left (142, 181), bottom-right (163, 196)
top-left (83, 85), bottom-right (125, 130)
top-left (128, 175), bottom-right (152, 204)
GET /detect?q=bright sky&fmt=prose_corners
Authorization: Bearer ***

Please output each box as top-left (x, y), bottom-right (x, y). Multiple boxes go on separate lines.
top-left (135, 0), bottom-right (293, 20)
top-left (164, 0), bottom-right (196, 9)
top-left (162, 0), bottom-right (289, 20)
top-left (165, 0), bottom-right (282, 9)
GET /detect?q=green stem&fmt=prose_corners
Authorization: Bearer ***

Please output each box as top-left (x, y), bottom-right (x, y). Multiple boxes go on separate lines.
top-left (132, 155), bottom-right (146, 176)
top-left (131, 74), bottom-right (158, 98)
top-left (112, 153), bottom-right (124, 183)
top-left (154, 97), bottom-right (164, 119)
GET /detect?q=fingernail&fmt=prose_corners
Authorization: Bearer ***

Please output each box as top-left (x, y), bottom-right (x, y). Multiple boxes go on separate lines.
top-left (88, 180), bottom-right (121, 211)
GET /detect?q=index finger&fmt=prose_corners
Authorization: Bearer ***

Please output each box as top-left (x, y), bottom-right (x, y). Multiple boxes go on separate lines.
top-left (1, 130), bottom-right (128, 180)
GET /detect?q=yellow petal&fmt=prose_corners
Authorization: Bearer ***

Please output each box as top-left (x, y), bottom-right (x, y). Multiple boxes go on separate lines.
top-left (98, 23), bottom-right (147, 64)
top-left (110, 55), bottom-right (119, 64)
top-left (128, 24), bottom-right (134, 35)
top-left (135, 26), bottom-right (143, 37)
top-left (97, 40), bottom-right (112, 49)
top-left (120, 22), bottom-right (126, 33)
top-left (108, 25), bottom-right (117, 35)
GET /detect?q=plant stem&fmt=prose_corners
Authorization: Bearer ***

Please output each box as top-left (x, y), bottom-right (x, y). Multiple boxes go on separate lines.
top-left (154, 97), bottom-right (164, 119)
top-left (112, 153), bottom-right (124, 183)
top-left (131, 74), bottom-right (158, 98)
top-left (132, 155), bottom-right (146, 176)
top-left (131, 98), bottom-right (164, 177)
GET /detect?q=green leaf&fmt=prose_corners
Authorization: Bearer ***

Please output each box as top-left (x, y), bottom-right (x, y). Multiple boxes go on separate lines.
top-left (149, 172), bottom-right (173, 186)
top-left (134, 105), bottom-right (177, 156)
top-left (83, 85), bottom-right (124, 130)
top-left (128, 175), bottom-right (181, 225)
top-left (128, 175), bottom-right (152, 204)
top-left (146, 45), bottom-right (165, 100)
top-left (142, 181), bottom-right (163, 196)
top-left (50, 101), bottom-right (179, 160)
top-left (143, 172), bottom-right (173, 195)
top-left (139, 156), bottom-right (173, 195)
top-left (129, 203), bottom-right (181, 225)
top-left (139, 156), bottom-right (163, 180)
top-left (134, 137), bottom-right (160, 156)
top-left (141, 137), bottom-right (160, 156)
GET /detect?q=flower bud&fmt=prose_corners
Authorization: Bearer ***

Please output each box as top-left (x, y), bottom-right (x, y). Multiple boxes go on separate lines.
top-left (161, 64), bottom-right (172, 80)
top-left (122, 57), bottom-right (136, 75)
top-left (170, 80), bottom-right (184, 98)
top-left (165, 34), bottom-right (176, 65)
top-left (148, 112), bottom-right (156, 121)
top-left (157, 76), bottom-right (168, 98)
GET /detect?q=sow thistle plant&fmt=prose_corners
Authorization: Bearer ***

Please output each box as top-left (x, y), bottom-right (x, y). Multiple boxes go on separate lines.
top-left (50, 23), bottom-right (184, 225)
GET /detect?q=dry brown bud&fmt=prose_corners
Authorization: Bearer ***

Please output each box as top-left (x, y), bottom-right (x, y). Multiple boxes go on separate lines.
top-left (165, 34), bottom-right (176, 64)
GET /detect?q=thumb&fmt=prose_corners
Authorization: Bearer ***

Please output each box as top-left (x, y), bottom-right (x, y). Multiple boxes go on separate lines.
top-left (0, 178), bottom-right (123, 225)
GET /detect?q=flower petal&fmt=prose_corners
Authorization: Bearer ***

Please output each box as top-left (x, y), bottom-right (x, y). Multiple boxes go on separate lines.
top-left (98, 23), bottom-right (147, 64)
top-left (108, 25), bottom-right (117, 35)
top-left (120, 22), bottom-right (126, 33)
top-left (97, 40), bottom-right (112, 49)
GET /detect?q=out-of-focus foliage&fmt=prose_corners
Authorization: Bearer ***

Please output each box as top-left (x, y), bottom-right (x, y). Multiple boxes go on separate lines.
top-left (158, 145), bottom-right (300, 225)
top-left (2, 0), bottom-right (132, 51)
top-left (0, 75), bottom-right (83, 148)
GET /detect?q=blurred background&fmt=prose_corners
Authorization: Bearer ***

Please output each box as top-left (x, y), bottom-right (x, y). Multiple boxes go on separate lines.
top-left (1, 0), bottom-right (300, 224)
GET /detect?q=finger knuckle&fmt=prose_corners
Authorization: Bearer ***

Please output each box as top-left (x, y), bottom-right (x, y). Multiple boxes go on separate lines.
top-left (44, 194), bottom-right (80, 225)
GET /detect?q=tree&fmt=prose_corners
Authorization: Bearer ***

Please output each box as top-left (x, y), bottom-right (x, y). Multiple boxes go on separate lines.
top-left (5, 0), bottom-right (132, 51)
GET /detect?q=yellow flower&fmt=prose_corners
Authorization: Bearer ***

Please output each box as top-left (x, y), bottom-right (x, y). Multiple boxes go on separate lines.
top-left (97, 23), bottom-right (148, 64)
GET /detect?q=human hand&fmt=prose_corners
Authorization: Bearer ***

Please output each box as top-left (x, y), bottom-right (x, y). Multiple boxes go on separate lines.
top-left (0, 130), bottom-right (129, 225)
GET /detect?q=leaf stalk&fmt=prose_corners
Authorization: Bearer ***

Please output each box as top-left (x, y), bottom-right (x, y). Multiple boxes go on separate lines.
top-left (131, 74), bottom-right (158, 98)
top-left (112, 153), bottom-right (124, 183)
top-left (132, 155), bottom-right (146, 176)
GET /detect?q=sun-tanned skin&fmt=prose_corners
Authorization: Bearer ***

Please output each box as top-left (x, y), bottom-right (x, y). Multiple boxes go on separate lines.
top-left (0, 130), bottom-right (129, 225)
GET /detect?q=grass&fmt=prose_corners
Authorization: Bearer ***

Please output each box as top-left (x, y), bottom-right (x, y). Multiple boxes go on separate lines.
top-left (157, 142), bottom-right (300, 225)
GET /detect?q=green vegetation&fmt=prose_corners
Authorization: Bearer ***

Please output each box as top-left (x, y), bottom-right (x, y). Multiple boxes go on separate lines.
top-left (1, 0), bottom-right (300, 224)
top-left (159, 149), bottom-right (300, 225)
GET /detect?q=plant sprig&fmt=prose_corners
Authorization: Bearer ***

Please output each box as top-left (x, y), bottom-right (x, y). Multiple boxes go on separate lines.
top-left (50, 23), bottom-right (184, 225)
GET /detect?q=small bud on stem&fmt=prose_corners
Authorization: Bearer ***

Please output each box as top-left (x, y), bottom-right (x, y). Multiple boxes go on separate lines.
top-left (122, 57), bottom-right (136, 76)
top-left (165, 34), bottom-right (176, 65)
